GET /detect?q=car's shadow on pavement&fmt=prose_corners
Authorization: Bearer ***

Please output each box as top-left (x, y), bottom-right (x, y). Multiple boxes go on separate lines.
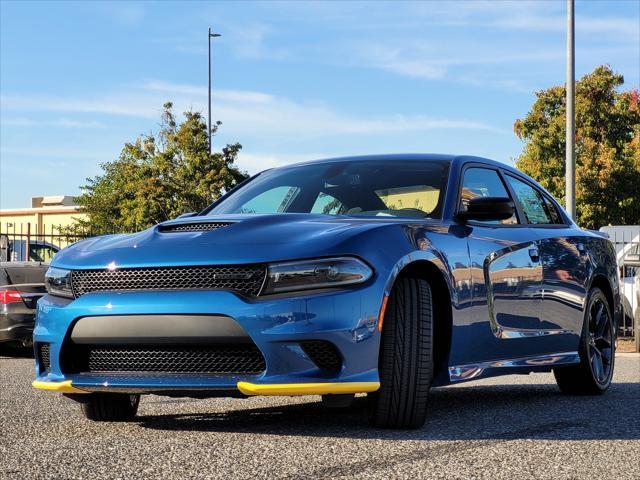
top-left (0, 343), bottom-right (33, 358)
top-left (135, 381), bottom-right (640, 441)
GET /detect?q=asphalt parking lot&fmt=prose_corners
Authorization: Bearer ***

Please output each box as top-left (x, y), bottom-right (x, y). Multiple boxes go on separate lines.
top-left (1, 351), bottom-right (638, 480)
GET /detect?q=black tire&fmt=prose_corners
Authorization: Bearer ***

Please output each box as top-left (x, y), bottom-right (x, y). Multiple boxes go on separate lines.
top-left (368, 277), bottom-right (433, 428)
top-left (554, 287), bottom-right (615, 395)
top-left (81, 393), bottom-right (140, 421)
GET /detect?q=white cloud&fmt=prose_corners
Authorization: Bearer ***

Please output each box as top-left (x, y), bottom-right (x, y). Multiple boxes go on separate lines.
top-left (155, 22), bottom-right (289, 60)
top-left (264, 1), bottom-right (637, 87)
top-left (351, 43), bottom-right (568, 84)
top-left (104, 3), bottom-right (146, 27)
top-left (225, 23), bottom-right (290, 60)
top-left (267, 1), bottom-right (637, 37)
top-left (1, 117), bottom-right (106, 128)
top-left (143, 80), bottom-right (274, 103)
top-left (0, 94), bottom-right (158, 118)
top-left (356, 45), bottom-right (447, 80)
top-left (1, 81), bottom-right (501, 141)
top-left (237, 152), bottom-right (326, 174)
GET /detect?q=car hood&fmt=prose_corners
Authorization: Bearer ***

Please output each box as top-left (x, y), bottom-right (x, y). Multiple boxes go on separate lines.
top-left (52, 214), bottom-right (417, 269)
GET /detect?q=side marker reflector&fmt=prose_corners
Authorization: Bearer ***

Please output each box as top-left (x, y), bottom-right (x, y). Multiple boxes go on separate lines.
top-left (377, 294), bottom-right (389, 332)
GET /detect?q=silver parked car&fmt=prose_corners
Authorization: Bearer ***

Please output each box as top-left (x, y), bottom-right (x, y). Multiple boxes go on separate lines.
top-left (623, 249), bottom-right (640, 351)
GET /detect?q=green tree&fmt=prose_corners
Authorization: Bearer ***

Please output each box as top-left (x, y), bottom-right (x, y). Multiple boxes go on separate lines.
top-left (72, 102), bottom-right (247, 234)
top-left (514, 65), bottom-right (640, 229)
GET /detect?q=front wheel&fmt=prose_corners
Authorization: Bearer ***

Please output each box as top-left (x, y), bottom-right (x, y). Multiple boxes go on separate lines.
top-left (368, 277), bottom-right (434, 429)
top-left (81, 393), bottom-right (140, 421)
top-left (554, 287), bottom-right (615, 395)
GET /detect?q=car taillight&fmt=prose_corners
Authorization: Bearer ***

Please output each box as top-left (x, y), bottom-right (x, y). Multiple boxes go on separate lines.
top-left (0, 290), bottom-right (23, 304)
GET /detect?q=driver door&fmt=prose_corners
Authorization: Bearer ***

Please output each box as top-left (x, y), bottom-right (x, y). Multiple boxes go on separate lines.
top-left (461, 166), bottom-right (545, 360)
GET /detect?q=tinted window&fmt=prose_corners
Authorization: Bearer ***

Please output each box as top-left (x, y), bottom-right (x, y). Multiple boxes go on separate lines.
top-left (232, 186), bottom-right (300, 214)
top-left (505, 176), bottom-right (555, 225)
top-left (311, 192), bottom-right (345, 214)
top-left (209, 160), bottom-right (450, 219)
top-left (541, 195), bottom-right (564, 224)
top-left (29, 245), bottom-right (57, 262)
top-left (460, 168), bottom-right (517, 224)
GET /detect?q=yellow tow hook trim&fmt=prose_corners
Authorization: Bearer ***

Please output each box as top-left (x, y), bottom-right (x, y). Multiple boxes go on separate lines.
top-left (237, 381), bottom-right (380, 396)
top-left (32, 380), bottom-right (89, 394)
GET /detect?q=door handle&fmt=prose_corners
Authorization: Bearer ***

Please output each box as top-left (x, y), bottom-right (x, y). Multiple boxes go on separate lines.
top-left (528, 247), bottom-right (540, 262)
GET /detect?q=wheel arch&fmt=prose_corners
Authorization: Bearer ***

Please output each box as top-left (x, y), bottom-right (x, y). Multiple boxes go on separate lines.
top-left (386, 258), bottom-right (453, 381)
top-left (589, 274), bottom-right (615, 328)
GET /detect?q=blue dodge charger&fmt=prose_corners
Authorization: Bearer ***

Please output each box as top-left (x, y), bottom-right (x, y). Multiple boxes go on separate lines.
top-left (33, 155), bottom-right (619, 428)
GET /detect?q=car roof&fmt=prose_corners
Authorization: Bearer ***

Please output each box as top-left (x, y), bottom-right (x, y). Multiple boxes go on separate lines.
top-left (283, 153), bottom-right (456, 168)
top-left (280, 153), bottom-right (520, 174)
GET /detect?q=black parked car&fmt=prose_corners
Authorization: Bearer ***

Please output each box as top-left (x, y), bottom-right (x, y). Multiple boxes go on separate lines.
top-left (0, 262), bottom-right (48, 347)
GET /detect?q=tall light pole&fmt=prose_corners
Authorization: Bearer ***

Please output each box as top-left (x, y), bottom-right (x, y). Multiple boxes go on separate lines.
top-left (566, 0), bottom-right (576, 220)
top-left (208, 27), bottom-right (221, 155)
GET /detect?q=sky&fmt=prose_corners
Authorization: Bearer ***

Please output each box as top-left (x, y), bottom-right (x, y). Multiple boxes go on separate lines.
top-left (1, 0), bottom-right (638, 209)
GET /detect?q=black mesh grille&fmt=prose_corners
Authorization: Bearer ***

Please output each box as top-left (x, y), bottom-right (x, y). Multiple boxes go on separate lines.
top-left (38, 343), bottom-right (51, 371)
top-left (70, 264), bottom-right (266, 298)
top-left (158, 222), bottom-right (232, 233)
top-left (70, 344), bottom-right (266, 374)
top-left (300, 341), bottom-right (342, 373)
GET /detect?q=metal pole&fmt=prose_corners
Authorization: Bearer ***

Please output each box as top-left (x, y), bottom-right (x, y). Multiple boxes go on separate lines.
top-left (208, 27), bottom-right (221, 155)
top-left (565, 0), bottom-right (576, 220)
top-left (208, 27), bottom-right (212, 155)
top-left (26, 222), bottom-right (31, 262)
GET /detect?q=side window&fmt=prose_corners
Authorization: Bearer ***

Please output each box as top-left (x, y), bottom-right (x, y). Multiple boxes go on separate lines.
top-left (233, 186), bottom-right (300, 214)
top-left (460, 168), bottom-right (517, 224)
top-left (505, 176), bottom-right (554, 225)
top-left (30, 245), bottom-right (57, 263)
top-left (541, 195), bottom-right (564, 224)
top-left (311, 192), bottom-right (344, 214)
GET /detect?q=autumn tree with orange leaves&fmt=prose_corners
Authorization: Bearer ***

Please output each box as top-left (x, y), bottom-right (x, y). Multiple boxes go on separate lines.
top-left (514, 65), bottom-right (640, 229)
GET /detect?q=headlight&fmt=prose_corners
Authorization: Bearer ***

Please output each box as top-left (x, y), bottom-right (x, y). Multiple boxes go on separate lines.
top-left (261, 257), bottom-right (373, 295)
top-left (44, 267), bottom-right (74, 298)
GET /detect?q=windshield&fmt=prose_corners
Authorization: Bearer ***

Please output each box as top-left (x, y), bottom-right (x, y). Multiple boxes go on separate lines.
top-left (207, 160), bottom-right (450, 219)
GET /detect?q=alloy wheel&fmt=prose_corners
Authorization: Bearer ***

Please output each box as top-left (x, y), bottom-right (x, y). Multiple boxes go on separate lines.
top-left (587, 297), bottom-right (614, 385)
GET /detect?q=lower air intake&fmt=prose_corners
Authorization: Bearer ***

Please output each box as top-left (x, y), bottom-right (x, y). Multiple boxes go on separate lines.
top-left (300, 340), bottom-right (342, 373)
top-left (69, 344), bottom-right (266, 375)
top-left (38, 343), bottom-right (51, 372)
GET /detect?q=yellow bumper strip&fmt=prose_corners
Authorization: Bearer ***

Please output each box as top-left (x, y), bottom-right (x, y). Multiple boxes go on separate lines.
top-left (32, 380), bottom-right (89, 394)
top-left (237, 381), bottom-right (380, 396)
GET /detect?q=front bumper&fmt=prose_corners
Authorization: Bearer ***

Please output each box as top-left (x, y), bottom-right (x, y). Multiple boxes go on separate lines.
top-left (33, 286), bottom-right (383, 396)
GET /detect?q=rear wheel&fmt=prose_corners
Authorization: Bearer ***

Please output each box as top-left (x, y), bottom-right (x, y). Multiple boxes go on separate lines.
top-left (368, 277), bottom-right (433, 429)
top-left (554, 287), bottom-right (615, 395)
top-left (81, 393), bottom-right (140, 421)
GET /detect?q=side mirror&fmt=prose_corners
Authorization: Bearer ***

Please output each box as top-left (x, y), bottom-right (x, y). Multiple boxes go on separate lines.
top-left (623, 253), bottom-right (640, 267)
top-left (457, 197), bottom-right (515, 222)
top-left (177, 212), bottom-right (197, 219)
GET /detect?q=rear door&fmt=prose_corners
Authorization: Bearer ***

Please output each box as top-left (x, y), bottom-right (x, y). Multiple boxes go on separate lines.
top-left (503, 174), bottom-right (587, 338)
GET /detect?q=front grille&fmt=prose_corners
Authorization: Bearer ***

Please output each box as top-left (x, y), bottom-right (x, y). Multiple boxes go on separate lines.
top-left (68, 344), bottom-right (266, 374)
top-left (300, 341), bottom-right (342, 373)
top-left (38, 343), bottom-right (51, 371)
top-left (158, 222), bottom-right (232, 233)
top-left (70, 264), bottom-right (266, 298)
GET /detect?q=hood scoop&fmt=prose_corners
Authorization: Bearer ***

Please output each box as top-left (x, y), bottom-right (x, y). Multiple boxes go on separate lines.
top-left (158, 222), bottom-right (234, 233)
